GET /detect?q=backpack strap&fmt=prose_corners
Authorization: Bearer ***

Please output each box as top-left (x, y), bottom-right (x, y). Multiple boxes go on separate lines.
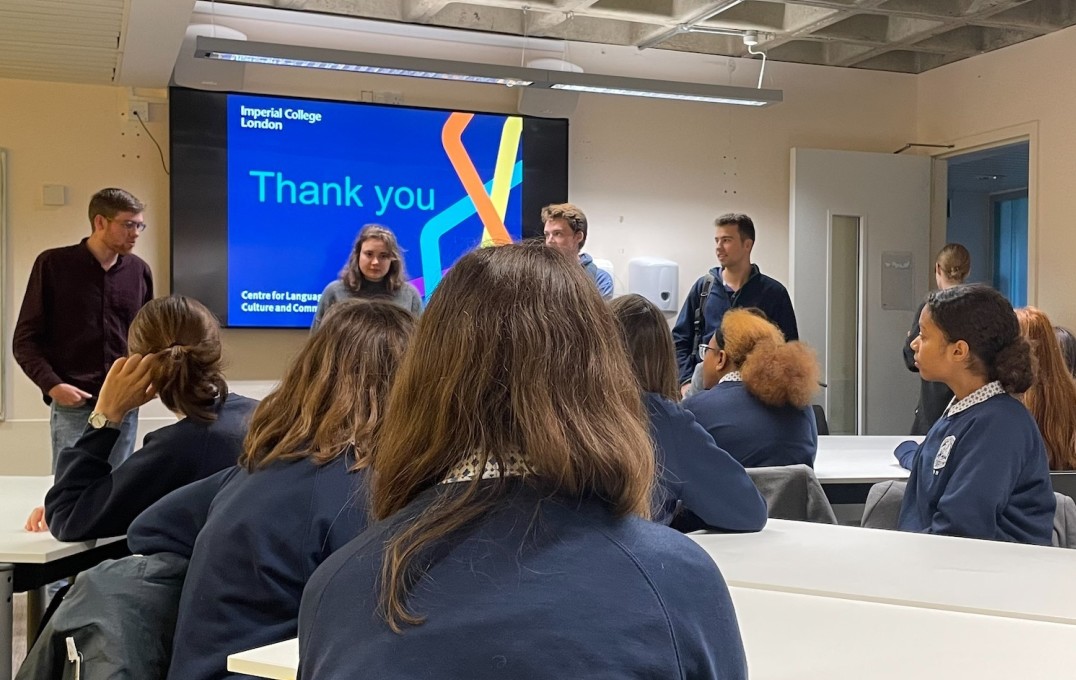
top-left (692, 273), bottom-right (716, 353)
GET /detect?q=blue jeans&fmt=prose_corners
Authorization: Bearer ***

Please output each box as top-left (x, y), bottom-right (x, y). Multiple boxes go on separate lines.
top-left (50, 402), bottom-right (139, 472)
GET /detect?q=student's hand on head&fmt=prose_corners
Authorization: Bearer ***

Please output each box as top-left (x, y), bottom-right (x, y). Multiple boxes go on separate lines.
top-left (47, 383), bottom-right (93, 408)
top-left (25, 505), bottom-right (49, 532)
top-left (96, 353), bottom-right (160, 423)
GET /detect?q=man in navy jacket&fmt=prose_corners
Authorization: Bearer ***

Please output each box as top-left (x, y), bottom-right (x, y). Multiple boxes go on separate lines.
top-left (672, 213), bottom-right (798, 394)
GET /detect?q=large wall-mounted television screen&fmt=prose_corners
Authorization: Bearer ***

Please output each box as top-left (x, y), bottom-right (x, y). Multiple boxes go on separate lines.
top-left (170, 87), bottom-right (569, 328)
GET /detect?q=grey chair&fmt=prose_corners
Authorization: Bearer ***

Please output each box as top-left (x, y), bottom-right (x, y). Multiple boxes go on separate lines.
top-left (1053, 492), bottom-right (1076, 548)
top-left (746, 464), bottom-right (837, 524)
top-left (860, 480), bottom-right (907, 530)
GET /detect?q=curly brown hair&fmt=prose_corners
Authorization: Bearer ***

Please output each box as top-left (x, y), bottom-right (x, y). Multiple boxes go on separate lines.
top-left (720, 308), bottom-right (820, 409)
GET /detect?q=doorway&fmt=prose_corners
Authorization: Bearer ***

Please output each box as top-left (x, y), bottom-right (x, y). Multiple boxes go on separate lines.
top-left (942, 141), bottom-right (1030, 305)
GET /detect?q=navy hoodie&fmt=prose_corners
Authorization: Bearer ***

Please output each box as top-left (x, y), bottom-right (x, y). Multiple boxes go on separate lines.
top-left (128, 453), bottom-right (367, 680)
top-left (645, 392), bottom-right (767, 532)
top-left (299, 479), bottom-right (748, 680)
top-left (896, 387), bottom-right (1055, 545)
top-left (684, 380), bottom-right (817, 468)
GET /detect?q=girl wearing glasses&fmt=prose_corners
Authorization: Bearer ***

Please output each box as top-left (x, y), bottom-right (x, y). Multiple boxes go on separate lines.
top-left (298, 243), bottom-right (747, 680)
top-left (610, 294), bottom-right (766, 533)
top-left (683, 308), bottom-right (820, 468)
top-left (311, 224), bottom-right (422, 330)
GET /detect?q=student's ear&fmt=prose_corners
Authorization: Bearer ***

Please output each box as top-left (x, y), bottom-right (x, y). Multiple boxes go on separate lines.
top-left (950, 339), bottom-right (972, 364)
top-left (91, 214), bottom-right (107, 234)
top-left (743, 238), bottom-right (754, 253)
top-left (715, 349), bottom-right (728, 370)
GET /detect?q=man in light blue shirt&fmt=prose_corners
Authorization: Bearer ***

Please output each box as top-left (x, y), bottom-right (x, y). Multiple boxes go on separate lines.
top-left (542, 202), bottom-right (613, 299)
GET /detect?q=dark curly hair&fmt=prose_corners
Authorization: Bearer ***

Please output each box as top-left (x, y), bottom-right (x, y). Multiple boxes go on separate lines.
top-left (927, 284), bottom-right (1034, 394)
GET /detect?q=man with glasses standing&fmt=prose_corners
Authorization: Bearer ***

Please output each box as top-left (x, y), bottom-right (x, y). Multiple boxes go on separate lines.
top-left (14, 188), bottom-right (154, 484)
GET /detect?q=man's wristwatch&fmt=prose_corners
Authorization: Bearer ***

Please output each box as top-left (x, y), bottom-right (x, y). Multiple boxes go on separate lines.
top-left (88, 411), bottom-right (121, 430)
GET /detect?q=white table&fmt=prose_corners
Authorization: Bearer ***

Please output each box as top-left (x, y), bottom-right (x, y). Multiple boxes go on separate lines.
top-left (1, 476), bottom-right (126, 680)
top-left (693, 519), bottom-right (1076, 625)
top-left (813, 435), bottom-right (915, 484)
top-left (731, 586), bottom-right (1076, 679)
top-left (228, 638), bottom-right (297, 680)
top-left (228, 585), bottom-right (1076, 680)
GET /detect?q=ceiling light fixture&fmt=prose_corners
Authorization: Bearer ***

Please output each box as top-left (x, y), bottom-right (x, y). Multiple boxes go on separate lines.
top-left (196, 36), bottom-right (782, 107)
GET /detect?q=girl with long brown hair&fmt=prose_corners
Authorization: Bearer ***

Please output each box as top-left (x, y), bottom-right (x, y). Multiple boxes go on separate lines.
top-left (683, 308), bottom-right (821, 468)
top-left (1017, 306), bottom-right (1076, 470)
top-left (609, 293), bottom-right (766, 533)
top-left (37, 295), bottom-right (258, 541)
top-left (312, 224), bottom-right (422, 329)
top-left (128, 299), bottom-right (414, 680)
top-left (298, 243), bottom-right (747, 680)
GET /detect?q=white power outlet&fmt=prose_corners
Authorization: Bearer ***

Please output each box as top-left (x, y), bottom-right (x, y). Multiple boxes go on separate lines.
top-left (126, 102), bottom-right (150, 124)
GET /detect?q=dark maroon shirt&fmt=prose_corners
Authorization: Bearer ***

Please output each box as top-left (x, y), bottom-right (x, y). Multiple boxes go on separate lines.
top-left (13, 239), bottom-right (153, 403)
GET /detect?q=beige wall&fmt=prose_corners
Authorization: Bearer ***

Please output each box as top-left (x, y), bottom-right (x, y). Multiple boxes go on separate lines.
top-left (917, 25), bottom-right (1076, 328)
top-left (2, 54), bottom-right (918, 473)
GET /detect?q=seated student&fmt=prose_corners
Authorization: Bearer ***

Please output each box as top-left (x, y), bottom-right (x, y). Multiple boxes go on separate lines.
top-left (683, 308), bottom-right (820, 468)
top-left (1017, 307), bottom-right (1076, 471)
top-left (128, 299), bottom-right (414, 680)
top-left (311, 224), bottom-right (423, 330)
top-left (894, 285), bottom-right (1055, 545)
top-left (298, 243), bottom-right (747, 680)
top-left (37, 295), bottom-right (257, 541)
top-left (609, 294), bottom-right (766, 533)
top-left (1055, 325), bottom-right (1076, 379)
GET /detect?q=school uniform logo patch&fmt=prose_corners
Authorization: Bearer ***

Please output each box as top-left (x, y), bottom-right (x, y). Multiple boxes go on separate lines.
top-left (933, 436), bottom-right (956, 472)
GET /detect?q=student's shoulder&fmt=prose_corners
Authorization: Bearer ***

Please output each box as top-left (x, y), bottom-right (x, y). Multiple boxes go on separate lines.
top-left (602, 516), bottom-right (724, 589)
top-left (644, 391), bottom-right (681, 418)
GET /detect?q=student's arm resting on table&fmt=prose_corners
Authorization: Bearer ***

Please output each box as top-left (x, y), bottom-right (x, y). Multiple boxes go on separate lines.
top-left (894, 440), bottom-right (921, 470)
top-left (653, 399), bottom-right (767, 533)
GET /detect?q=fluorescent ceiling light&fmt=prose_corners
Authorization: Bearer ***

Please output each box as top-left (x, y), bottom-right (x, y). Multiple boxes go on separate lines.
top-left (550, 83), bottom-right (769, 106)
top-left (195, 37), bottom-right (782, 107)
top-left (548, 70), bottom-right (781, 107)
top-left (208, 52), bottom-right (533, 87)
top-left (198, 38), bottom-right (545, 88)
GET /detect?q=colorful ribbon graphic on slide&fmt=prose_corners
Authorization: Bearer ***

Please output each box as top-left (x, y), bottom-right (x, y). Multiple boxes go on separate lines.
top-left (418, 112), bottom-right (523, 297)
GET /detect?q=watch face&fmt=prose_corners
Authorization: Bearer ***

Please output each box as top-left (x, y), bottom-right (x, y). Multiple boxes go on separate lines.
top-left (89, 412), bottom-right (108, 429)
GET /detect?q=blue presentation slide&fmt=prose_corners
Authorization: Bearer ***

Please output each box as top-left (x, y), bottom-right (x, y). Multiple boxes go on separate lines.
top-left (226, 93), bottom-right (524, 328)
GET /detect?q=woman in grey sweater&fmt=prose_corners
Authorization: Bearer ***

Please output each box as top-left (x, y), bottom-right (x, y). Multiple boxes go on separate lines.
top-left (312, 224), bottom-right (423, 329)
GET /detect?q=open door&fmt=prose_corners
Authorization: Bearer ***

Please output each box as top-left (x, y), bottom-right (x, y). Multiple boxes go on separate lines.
top-left (790, 149), bottom-right (931, 435)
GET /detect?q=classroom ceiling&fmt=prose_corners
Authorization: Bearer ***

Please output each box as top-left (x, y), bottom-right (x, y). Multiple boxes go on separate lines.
top-left (0, 0), bottom-right (1072, 87)
top-left (218, 0), bottom-right (1076, 74)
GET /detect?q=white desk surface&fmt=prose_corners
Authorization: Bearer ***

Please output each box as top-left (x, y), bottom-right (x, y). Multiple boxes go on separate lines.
top-left (693, 519), bottom-right (1076, 625)
top-left (0, 475), bottom-right (119, 564)
top-left (228, 639), bottom-right (297, 680)
top-left (813, 435), bottom-right (917, 484)
top-left (732, 586), bottom-right (1076, 679)
top-left (228, 586), bottom-right (1076, 680)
